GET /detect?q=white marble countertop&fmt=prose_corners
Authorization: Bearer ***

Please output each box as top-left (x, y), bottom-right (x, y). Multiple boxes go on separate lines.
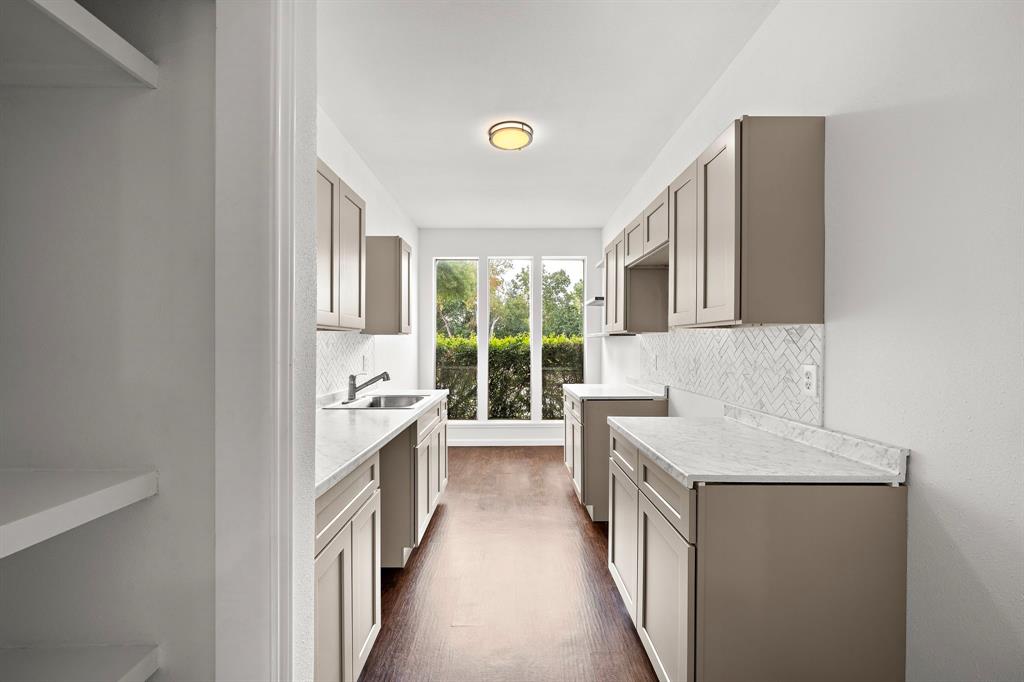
top-left (608, 406), bottom-right (907, 489)
top-left (316, 389), bottom-right (447, 497)
top-left (563, 383), bottom-right (667, 400)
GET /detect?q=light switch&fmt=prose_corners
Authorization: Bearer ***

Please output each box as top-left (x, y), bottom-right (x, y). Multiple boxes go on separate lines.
top-left (800, 364), bottom-right (818, 397)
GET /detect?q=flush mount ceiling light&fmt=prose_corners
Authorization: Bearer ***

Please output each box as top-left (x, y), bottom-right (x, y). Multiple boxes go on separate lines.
top-left (488, 120), bottom-right (533, 151)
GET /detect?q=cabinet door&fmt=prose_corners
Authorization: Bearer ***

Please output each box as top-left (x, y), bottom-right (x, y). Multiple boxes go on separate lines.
top-left (429, 425), bottom-right (441, 512)
top-left (668, 162), bottom-right (698, 327)
top-left (571, 417), bottom-right (583, 502)
top-left (399, 238), bottom-right (412, 334)
top-left (637, 494), bottom-right (695, 682)
top-left (415, 438), bottom-right (430, 542)
top-left (624, 213), bottom-right (645, 266)
top-left (337, 178), bottom-right (366, 330)
top-left (696, 121), bottom-right (740, 325)
top-left (315, 522), bottom-right (353, 682)
top-left (440, 421), bottom-right (448, 492)
top-left (603, 240), bottom-right (616, 330)
top-left (613, 232), bottom-right (626, 331)
top-left (351, 492), bottom-right (381, 681)
top-left (608, 459), bottom-right (639, 622)
top-left (316, 159), bottom-right (342, 328)
top-left (643, 189), bottom-right (670, 254)
top-left (563, 404), bottom-right (573, 473)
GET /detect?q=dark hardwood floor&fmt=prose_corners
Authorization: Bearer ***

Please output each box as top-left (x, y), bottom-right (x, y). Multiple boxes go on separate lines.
top-left (361, 446), bottom-right (657, 682)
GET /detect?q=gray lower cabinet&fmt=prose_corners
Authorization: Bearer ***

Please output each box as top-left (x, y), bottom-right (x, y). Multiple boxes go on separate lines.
top-left (380, 400), bottom-right (449, 568)
top-left (637, 491), bottom-right (695, 682)
top-left (563, 390), bottom-right (667, 521)
top-left (607, 426), bottom-right (909, 682)
top-left (314, 485), bottom-right (381, 682)
top-left (608, 459), bottom-right (639, 623)
top-left (351, 491), bottom-right (382, 680)
top-left (315, 521), bottom-right (352, 682)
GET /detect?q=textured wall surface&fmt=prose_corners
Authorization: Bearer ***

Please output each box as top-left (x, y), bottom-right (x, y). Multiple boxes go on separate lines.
top-left (317, 331), bottom-right (375, 396)
top-left (637, 325), bottom-right (823, 425)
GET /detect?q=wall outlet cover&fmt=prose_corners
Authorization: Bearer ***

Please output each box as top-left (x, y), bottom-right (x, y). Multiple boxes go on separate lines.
top-left (800, 364), bottom-right (818, 397)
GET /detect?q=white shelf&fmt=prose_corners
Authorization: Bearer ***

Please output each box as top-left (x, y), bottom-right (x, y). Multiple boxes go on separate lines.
top-left (0, 469), bottom-right (158, 559)
top-left (0, 0), bottom-right (158, 88)
top-left (586, 331), bottom-right (635, 338)
top-left (0, 645), bottom-right (159, 682)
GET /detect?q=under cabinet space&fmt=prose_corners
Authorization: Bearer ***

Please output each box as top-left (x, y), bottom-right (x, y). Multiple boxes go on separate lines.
top-left (603, 229), bottom-right (669, 334)
top-left (364, 236), bottom-right (413, 335)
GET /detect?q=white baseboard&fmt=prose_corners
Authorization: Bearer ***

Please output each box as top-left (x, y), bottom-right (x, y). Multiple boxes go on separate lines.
top-left (448, 438), bottom-right (564, 447)
top-left (446, 421), bottom-right (564, 447)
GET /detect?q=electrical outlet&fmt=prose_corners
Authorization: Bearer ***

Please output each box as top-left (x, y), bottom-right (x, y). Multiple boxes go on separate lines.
top-left (362, 354), bottom-right (369, 372)
top-left (800, 364), bottom-right (818, 397)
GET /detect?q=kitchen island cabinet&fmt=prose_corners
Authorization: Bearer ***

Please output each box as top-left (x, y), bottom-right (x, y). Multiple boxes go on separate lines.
top-left (562, 384), bottom-right (667, 522)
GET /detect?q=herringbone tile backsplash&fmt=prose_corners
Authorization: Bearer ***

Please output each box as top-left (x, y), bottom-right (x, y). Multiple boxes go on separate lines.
top-left (638, 325), bottom-right (824, 425)
top-left (317, 331), bottom-right (375, 397)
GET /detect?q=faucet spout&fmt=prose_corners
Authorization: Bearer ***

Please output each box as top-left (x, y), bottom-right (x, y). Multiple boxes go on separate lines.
top-left (347, 371), bottom-right (391, 402)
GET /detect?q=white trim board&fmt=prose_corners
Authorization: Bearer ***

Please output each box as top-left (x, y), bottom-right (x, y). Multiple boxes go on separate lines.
top-left (0, 645), bottom-right (159, 682)
top-left (0, 469), bottom-right (158, 559)
top-left (446, 421), bottom-right (564, 447)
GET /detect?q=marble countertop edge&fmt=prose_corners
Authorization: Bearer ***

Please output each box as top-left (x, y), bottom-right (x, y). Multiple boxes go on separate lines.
top-left (315, 389), bottom-right (448, 497)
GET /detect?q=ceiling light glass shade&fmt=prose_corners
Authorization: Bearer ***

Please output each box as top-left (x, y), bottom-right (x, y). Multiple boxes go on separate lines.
top-left (488, 120), bottom-right (533, 151)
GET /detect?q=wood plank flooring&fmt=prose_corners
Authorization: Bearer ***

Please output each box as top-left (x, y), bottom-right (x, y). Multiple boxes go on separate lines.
top-left (361, 446), bottom-right (657, 682)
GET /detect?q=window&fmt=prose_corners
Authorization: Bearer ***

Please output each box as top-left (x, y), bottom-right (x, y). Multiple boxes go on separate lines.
top-left (542, 259), bottom-right (584, 420)
top-left (435, 258), bottom-right (478, 419)
top-left (434, 255), bottom-right (586, 422)
top-left (488, 258), bottom-right (531, 420)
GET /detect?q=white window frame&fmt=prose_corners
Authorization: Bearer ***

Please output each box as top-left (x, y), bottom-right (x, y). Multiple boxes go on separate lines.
top-left (432, 255), bottom-right (587, 424)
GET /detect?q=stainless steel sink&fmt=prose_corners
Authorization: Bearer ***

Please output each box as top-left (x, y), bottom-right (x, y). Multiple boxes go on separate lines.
top-left (324, 394), bottom-right (426, 409)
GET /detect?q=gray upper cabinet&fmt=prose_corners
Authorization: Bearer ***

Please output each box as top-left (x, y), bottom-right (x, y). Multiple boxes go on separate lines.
top-left (316, 159), bottom-right (342, 328)
top-left (316, 158), bottom-right (366, 331)
top-left (604, 232), bottom-right (625, 333)
top-left (668, 161), bottom-right (698, 326)
top-left (642, 188), bottom-right (670, 256)
top-left (673, 116), bottom-right (824, 328)
top-left (364, 236), bottom-right (412, 335)
top-left (696, 121), bottom-right (740, 325)
top-left (623, 213), bottom-right (644, 266)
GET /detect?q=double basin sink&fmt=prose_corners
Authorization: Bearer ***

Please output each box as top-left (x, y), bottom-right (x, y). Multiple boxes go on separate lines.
top-left (323, 394), bottom-right (425, 410)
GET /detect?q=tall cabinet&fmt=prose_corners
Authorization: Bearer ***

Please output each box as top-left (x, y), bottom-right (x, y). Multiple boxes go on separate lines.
top-left (317, 158), bottom-right (366, 331)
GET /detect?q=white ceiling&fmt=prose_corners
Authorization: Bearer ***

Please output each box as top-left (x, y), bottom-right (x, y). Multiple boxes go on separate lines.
top-left (317, 1), bottom-right (776, 229)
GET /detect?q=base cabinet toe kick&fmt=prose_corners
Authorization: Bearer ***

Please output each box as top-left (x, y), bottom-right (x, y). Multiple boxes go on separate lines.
top-left (314, 398), bottom-right (448, 682)
top-left (607, 424), bottom-right (908, 682)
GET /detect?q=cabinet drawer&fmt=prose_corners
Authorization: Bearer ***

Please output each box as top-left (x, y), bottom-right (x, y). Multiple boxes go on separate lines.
top-left (315, 451), bottom-right (380, 557)
top-left (564, 393), bottom-right (582, 422)
top-left (417, 401), bottom-right (443, 444)
top-left (638, 451), bottom-right (696, 544)
top-left (609, 431), bottom-right (639, 484)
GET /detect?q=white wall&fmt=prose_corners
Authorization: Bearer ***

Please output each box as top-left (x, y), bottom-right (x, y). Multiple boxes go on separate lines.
top-left (0, 1), bottom-right (215, 679)
top-left (600, 2), bottom-right (1024, 679)
top-left (316, 107), bottom-right (420, 391)
top-left (418, 228), bottom-right (603, 444)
